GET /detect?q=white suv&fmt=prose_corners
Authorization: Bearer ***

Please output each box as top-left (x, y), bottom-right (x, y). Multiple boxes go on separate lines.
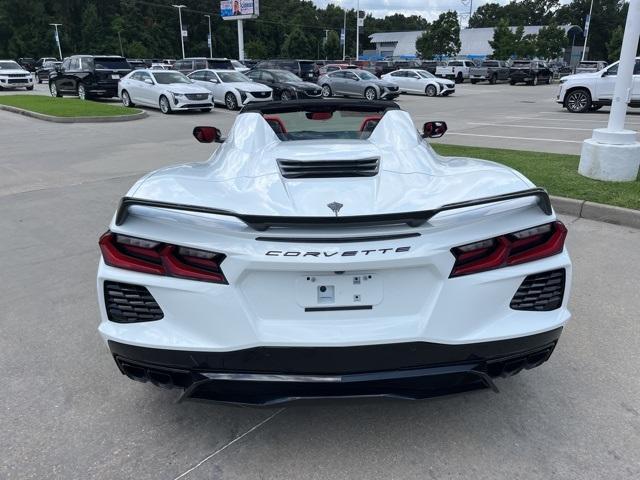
top-left (0, 60), bottom-right (34, 90)
top-left (557, 58), bottom-right (640, 113)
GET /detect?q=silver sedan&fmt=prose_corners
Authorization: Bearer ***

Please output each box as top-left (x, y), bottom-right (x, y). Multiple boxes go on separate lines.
top-left (318, 69), bottom-right (399, 101)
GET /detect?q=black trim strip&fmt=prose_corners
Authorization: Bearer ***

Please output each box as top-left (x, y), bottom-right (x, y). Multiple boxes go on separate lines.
top-left (255, 233), bottom-right (421, 243)
top-left (115, 188), bottom-right (552, 231)
top-left (305, 305), bottom-right (373, 312)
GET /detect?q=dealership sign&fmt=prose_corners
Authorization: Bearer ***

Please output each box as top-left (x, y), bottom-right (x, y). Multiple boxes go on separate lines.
top-left (220, 0), bottom-right (259, 20)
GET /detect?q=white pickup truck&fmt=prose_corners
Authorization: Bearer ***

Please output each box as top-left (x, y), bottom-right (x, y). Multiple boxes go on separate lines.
top-left (557, 58), bottom-right (640, 113)
top-left (435, 60), bottom-right (475, 83)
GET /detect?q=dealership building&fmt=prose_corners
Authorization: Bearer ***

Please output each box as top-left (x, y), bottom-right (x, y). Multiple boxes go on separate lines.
top-left (367, 25), bottom-right (582, 60)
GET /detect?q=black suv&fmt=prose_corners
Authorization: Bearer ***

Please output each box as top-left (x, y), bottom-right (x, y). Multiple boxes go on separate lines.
top-left (509, 60), bottom-right (553, 85)
top-left (253, 59), bottom-right (318, 81)
top-left (246, 69), bottom-right (322, 101)
top-left (173, 58), bottom-right (234, 74)
top-left (49, 55), bottom-right (132, 99)
top-left (35, 60), bottom-right (62, 83)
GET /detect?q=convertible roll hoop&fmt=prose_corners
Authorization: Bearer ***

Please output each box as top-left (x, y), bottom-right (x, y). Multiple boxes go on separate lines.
top-left (115, 188), bottom-right (552, 231)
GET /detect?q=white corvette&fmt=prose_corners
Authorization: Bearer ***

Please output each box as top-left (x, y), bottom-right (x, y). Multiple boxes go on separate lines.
top-left (97, 99), bottom-right (571, 405)
top-left (118, 69), bottom-right (214, 114)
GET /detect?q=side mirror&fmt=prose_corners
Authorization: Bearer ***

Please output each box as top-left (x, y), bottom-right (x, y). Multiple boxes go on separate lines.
top-left (144, 78), bottom-right (154, 85)
top-left (422, 121), bottom-right (447, 138)
top-left (193, 126), bottom-right (223, 143)
top-left (209, 78), bottom-right (219, 83)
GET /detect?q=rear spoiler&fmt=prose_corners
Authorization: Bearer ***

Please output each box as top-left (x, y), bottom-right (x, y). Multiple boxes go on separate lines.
top-left (114, 188), bottom-right (552, 232)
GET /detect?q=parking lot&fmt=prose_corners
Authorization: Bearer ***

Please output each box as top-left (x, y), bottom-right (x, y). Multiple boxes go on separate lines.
top-left (8, 80), bottom-right (640, 156)
top-left (1, 82), bottom-right (639, 479)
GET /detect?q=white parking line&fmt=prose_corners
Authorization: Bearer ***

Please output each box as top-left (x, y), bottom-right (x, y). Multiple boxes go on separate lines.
top-left (506, 115), bottom-right (640, 126)
top-left (467, 122), bottom-right (592, 131)
top-left (446, 132), bottom-right (582, 143)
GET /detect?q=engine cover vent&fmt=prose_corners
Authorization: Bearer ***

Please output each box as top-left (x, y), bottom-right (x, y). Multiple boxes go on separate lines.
top-left (277, 157), bottom-right (380, 179)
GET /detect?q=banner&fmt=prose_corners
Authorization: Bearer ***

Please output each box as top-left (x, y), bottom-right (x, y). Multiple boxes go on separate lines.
top-left (340, 28), bottom-right (345, 46)
top-left (54, 30), bottom-right (60, 45)
top-left (220, 0), bottom-right (259, 20)
top-left (207, 33), bottom-right (212, 47)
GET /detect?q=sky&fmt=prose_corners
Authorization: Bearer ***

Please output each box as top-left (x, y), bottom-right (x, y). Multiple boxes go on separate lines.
top-left (312, 0), bottom-right (569, 22)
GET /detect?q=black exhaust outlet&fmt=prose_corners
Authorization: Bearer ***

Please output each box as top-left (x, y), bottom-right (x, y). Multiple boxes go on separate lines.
top-left (148, 370), bottom-right (174, 389)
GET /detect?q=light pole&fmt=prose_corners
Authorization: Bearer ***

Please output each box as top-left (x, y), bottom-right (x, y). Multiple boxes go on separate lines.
top-left (172, 4), bottom-right (187, 59)
top-left (578, 0), bottom-right (640, 181)
top-left (204, 14), bottom-right (213, 58)
top-left (117, 31), bottom-right (124, 57)
top-left (50, 23), bottom-right (63, 60)
top-left (355, 0), bottom-right (360, 61)
top-left (581, 0), bottom-right (594, 62)
top-left (342, 10), bottom-right (346, 61)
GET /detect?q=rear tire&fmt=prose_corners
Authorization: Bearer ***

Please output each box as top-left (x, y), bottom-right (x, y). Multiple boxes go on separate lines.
top-left (425, 84), bottom-right (437, 97)
top-left (321, 84), bottom-right (332, 97)
top-left (470, 79), bottom-right (478, 84)
top-left (456, 72), bottom-right (464, 84)
top-left (50, 82), bottom-right (61, 97)
top-left (121, 90), bottom-right (134, 107)
top-left (78, 84), bottom-right (90, 100)
top-left (489, 73), bottom-right (497, 85)
top-left (159, 95), bottom-right (172, 114)
top-left (364, 87), bottom-right (377, 101)
top-left (26, 85), bottom-right (33, 91)
top-left (546, 76), bottom-right (552, 85)
top-left (564, 88), bottom-right (591, 113)
top-left (510, 79), bottom-right (516, 85)
top-left (225, 92), bottom-right (238, 110)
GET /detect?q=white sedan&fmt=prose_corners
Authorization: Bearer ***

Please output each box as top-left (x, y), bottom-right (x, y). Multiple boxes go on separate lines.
top-left (187, 69), bottom-right (272, 110)
top-left (118, 69), bottom-right (214, 114)
top-left (382, 69), bottom-right (455, 97)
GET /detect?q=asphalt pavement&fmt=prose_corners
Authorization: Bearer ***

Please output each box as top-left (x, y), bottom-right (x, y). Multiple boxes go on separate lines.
top-left (1, 82), bottom-right (639, 479)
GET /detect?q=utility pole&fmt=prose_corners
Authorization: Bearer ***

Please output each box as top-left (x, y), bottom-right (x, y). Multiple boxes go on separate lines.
top-left (172, 4), bottom-right (186, 59)
top-left (324, 29), bottom-right (329, 60)
top-left (50, 23), bottom-right (63, 60)
top-left (581, 0), bottom-right (594, 62)
top-left (205, 14), bottom-right (213, 57)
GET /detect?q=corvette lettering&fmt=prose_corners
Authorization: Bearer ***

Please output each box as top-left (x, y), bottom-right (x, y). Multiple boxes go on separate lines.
top-left (265, 246), bottom-right (411, 257)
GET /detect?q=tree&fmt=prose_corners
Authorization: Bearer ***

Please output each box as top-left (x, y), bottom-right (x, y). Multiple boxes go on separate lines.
top-left (605, 26), bottom-right (624, 62)
top-left (324, 30), bottom-right (340, 59)
top-left (245, 40), bottom-right (268, 59)
top-left (489, 18), bottom-right (517, 60)
top-left (281, 27), bottom-right (314, 58)
top-left (536, 22), bottom-right (568, 59)
top-left (415, 29), bottom-right (434, 59)
top-left (469, 3), bottom-right (507, 28)
top-left (430, 11), bottom-right (461, 58)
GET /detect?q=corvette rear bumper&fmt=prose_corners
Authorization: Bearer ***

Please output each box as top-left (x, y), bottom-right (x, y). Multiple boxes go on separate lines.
top-left (108, 327), bottom-right (562, 405)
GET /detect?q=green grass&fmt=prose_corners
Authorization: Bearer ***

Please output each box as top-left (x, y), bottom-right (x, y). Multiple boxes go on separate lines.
top-left (431, 143), bottom-right (640, 210)
top-left (0, 95), bottom-right (141, 117)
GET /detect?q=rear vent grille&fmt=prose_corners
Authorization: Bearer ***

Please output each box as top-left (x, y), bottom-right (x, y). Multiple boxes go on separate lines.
top-left (510, 269), bottom-right (565, 312)
top-left (104, 281), bottom-right (164, 323)
top-left (277, 157), bottom-right (379, 179)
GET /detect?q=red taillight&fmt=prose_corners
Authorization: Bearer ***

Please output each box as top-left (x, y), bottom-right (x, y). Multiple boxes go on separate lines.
top-left (450, 221), bottom-right (567, 277)
top-left (99, 232), bottom-right (227, 284)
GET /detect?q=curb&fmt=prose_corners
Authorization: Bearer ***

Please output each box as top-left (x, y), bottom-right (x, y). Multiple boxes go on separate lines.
top-left (0, 104), bottom-right (147, 123)
top-left (551, 195), bottom-right (640, 230)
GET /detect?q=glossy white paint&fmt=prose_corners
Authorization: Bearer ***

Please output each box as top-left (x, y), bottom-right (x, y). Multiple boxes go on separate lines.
top-left (98, 106), bottom-right (571, 353)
